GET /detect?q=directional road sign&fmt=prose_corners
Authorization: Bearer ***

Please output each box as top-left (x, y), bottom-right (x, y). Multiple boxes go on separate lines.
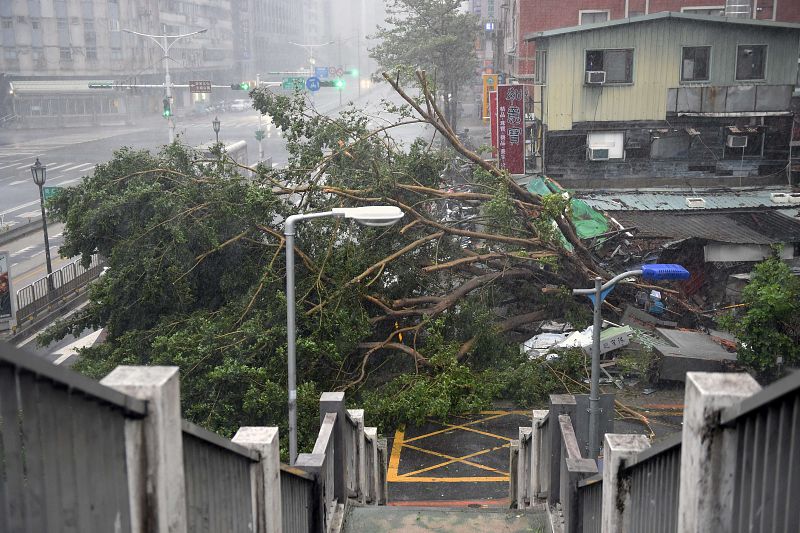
top-left (189, 80), bottom-right (212, 94)
top-left (43, 186), bottom-right (62, 201)
top-left (306, 77), bottom-right (320, 92)
top-left (315, 67), bottom-right (329, 79)
top-left (282, 77), bottom-right (306, 90)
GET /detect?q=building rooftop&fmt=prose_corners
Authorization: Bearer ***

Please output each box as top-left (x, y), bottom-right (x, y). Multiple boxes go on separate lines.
top-left (525, 11), bottom-right (800, 41)
top-left (578, 188), bottom-right (799, 212)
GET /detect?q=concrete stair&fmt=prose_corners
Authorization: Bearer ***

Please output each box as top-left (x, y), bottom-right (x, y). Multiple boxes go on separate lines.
top-left (341, 505), bottom-right (550, 533)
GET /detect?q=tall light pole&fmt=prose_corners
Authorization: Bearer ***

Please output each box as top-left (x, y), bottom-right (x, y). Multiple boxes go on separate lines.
top-left (284, 206), bottom-right (404, 464)
top-left (123, 28), bottom-right (208, 143)
top-left (288, 40), bottom-right (334, 75)
top-left (573, 264), bottom-right (689, 460)
top-left (30, 158), bottom-right (53, 291)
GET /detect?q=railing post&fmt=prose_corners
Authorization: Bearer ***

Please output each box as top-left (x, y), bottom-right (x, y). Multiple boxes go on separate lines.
top-left (232, 427), bottom-right (282, 533)
top-left (516, 427), bottom-right (532, 507)
top-left (295, 454), bottom-right (326, 533)
top-left (377, 437), bottom-right (388, 505)
top-left (365, 427), bottom-right (379, 504)
top-left (677, 372), bottom-right (761, 533)
top-left (320, 392), bottom-right (348, 503)
top-left (549, 394), bottom-right (576, 507)
top-left (531, 409), bottom-right (549, 499)
top-left (509, 439), bottom-right (519, 507)
top-left (601, 434), bottom-right (651, 532)
top-left (348, 409), bottom-right (366, 502)
top-left (101, 366), bottom-right (187, 533)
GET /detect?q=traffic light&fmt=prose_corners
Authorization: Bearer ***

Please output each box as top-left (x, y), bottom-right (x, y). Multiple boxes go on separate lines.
top-left (334, 78), bottom-right (345, 89)
top-left (231, 82), bottom-right (250, 90)
top-left (162, 97), bottom-right (171, 118)
top-left (347, 69), bottom-right (359, 77)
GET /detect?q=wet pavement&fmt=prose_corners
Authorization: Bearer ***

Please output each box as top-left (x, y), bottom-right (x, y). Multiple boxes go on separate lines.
top-left (343, 505), bottom-right (549, 533)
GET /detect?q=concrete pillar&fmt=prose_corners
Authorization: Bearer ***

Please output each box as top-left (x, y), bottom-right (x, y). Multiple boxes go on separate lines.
top-left (509, 439), bottom-right (519, 506)
top-left (101, 366), bottom-right (187, 533)
top-left (549, 395), bottom-right (576, 506)
top-left (320, 392), bottom-right (349, 502)
top-left (517, 427), bottom-right (532, 507)
top-left (677, 372), bottom-right (761, 533)
top-left (233, 427), bottom-right (282, 533)
top-left (601, 433), bottom-right (651, 533)
top-left (531, 409), bottom-right (549, 498)
top-left (348, 409), bottom-right (366, 503)
top-left (364, 427), bottom-right (379, 504)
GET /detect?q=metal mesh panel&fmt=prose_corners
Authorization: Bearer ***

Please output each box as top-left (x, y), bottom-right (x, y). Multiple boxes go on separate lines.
top-left (281, 468), bottom-right (315, 533)
top-left (0, 365), bottom-right (132, 532)
top-left (579, 477), bottom-right (602, 533)
top-left (627, 442), bottom-right (681, 533)
top-left (730, 390), bottom-right (800, 533)
top-left (182, 431), bottom-right (255, 533)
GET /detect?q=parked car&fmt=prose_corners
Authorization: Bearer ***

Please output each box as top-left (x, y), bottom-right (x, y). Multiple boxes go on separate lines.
top-left (231, 99), bottom-right (250, 112)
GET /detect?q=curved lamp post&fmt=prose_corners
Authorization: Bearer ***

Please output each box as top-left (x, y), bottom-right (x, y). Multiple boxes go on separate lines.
top-left (30, 158), bottom-right (54, 291)
top-left (285, 205), bottom-right (404, 464)
top-left (212, 116), bottom-right (220, 144)
top-left (573, 264), bottom-right (690, 460)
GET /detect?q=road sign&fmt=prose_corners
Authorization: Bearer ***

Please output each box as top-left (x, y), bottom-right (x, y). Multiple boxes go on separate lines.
top-left (334, 67), bottom-right (344, 77)
top-left (43, 186), bottom-right (62, 201)
top-left (282, 77), bottom-right (306, 90)
top-left (189, 80), bottom-right (212, 94)
top-left (255, 129), bottom-right (265, 141)
top-left (315, 67), bottom-right (329, 79)
top-left (306, 77), bottom-right (320, 92)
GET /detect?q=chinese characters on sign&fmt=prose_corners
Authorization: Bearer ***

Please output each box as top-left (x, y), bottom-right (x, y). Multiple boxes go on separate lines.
top-left (490, 91), bottom-right (497, 157)
top-left (495, 84), bottom-right (525, 174)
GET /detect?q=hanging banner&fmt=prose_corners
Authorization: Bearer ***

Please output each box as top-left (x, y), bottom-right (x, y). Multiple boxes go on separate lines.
top-left (490, 91), bottom-right (498, 157)
top-left (482, 73), bottom-right (499, 119)
top-left (496, 84), bottom-right (525, 175)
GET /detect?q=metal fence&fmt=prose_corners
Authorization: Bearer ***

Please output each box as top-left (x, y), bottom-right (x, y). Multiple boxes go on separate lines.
top-left (182, 420), bottom-right (259, 532)
top-left (577, 474), bottom-right (602, 533)
top-left (15, 253), bottom-right (104, 324)
top-left (281, 465), bottom-right (316, 533)
top-left (625, 434), bottom-right (682, 533)
top-left (0, 342), bottom-right (146, 532)
top-left (722, 371), bottom-right (800, 533)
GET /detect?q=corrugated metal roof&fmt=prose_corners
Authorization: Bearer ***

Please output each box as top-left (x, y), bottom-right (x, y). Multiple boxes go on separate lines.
top-left (525, 11), bottom-right (800, 41)
top-left (613, 210), bottom-right (800, 244)
top-left (579, 188), bottom-right (796, 211)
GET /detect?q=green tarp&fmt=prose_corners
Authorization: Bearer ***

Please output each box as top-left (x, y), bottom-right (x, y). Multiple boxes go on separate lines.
top-left (527, 176), bottom-right (609, 243)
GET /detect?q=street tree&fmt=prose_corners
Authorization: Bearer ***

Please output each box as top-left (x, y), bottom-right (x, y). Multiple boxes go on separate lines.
top-left (370, 0), bottom-right (479, 131)
top-left (44, 74), bottom-right (611, 453)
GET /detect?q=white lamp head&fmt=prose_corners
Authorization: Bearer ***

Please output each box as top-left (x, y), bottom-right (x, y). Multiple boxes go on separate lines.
top-left (332, 206), bottom-right (404, 227)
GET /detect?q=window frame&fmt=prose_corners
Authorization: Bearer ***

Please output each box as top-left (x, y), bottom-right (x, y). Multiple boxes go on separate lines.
top-left (584, 48), bottom-right (635, 85)
top-left (578, 9), bottom-right (610, 25)
top-left (680, 5), bottom-right (724, 15)
top-left (680, 45), bottom-right (712, 83)
top-left (735, 43), bottom-right (767, 82)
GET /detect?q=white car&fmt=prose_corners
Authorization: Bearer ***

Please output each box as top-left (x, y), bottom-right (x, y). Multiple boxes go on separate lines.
top-left (231, 99), bottom-right (250, 112)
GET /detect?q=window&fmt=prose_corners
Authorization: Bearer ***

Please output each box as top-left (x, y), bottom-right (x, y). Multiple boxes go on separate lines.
top-left (681, 6), bottom-right (724, 15)
top-left (86, 47), bottom-right (97, 60)
top-left (736, 44), bottom-right (766, 80)
top-left (57, 18), bottom-right (67, 29)
top-left (111, 47), bottom-right (122, 60)
top-left (31, 19), bottom-right (40, 29)
top-left (681, 46), bottom-right (711, 82)
top-left (585, 49), bottom-right (634, 84)
top-left (1, 17), bottom-right (12, 29)
top-left (60, 47), bottom-right (72, 61)
top-left (579, 10), bottom-right (609, 25)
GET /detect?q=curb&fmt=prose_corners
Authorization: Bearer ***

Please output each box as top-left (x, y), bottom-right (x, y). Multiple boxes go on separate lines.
top-left (0, 220), bottom-right (42, 247)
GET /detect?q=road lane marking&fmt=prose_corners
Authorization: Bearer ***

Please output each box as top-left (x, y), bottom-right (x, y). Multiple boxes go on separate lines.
top-left (11, 246), bottom-right (34, 257)
top-left (0, 200), bottom-right (40, 216)
top-left (63, 163), bottom-right (95, 172)
top-left (8, 180), bottom-right (28, 186)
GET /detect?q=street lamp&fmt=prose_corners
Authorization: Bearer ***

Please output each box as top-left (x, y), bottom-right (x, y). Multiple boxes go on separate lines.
top-left (288, 40), bottom-right (335, 75)
top-left (212, 116), bottom-right (220, 144)
top-left (284, 205), bottom-right (404, 464)
top-left (573, 264), bottom-right (689, 460)
top-left (30, 158), bottom-right (54, 291)
top-left (123, 28), bottom-right (208, 143)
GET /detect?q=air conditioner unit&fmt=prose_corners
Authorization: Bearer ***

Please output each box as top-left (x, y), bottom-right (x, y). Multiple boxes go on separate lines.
top-left (771, 192), bottom-right (790, 204)
top-left (727, 135), bottom-right (748, 148)
top-left (585, 71), bottom-right (606, 84)
top-left (686, 197), bottom-right (706, 208)
top-left (588, 147), bottom-right (610, 161)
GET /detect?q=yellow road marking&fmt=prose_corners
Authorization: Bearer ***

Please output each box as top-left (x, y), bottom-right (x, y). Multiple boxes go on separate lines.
top-left (403, 413), bottom-right (508, 444)
top-left (387, 426), bottom-right (405, 481)
top-left (390, 476), bottom-right (509, 483)
top-left (438, 422), bottom-right (513, 443)
top-left (398, 442), bottom-right (510, 477)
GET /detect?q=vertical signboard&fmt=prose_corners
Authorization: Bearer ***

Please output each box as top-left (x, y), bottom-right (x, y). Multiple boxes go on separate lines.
top-left (496, 84), bottom-right (525, 175)
top-left (482, 73), bottom-right (499, 119)
top-left (0, 251), bottom-right (12, 329)
top-left (489, 91), bottom-right (498, 157)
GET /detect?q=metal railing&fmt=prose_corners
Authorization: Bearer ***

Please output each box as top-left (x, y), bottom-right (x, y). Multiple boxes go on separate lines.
top-left (625, 434), bottom-right (682, 533)
top-left (721, 371), bottom-right (800, 533)
top-left (0, 341), bottom-right (146, 532)
top-left (15, 253), bottom-right (104, 324)
top-left (281, 465), bottom-right (316, 533)
top-left (182, 420), bottom-right (259, 532)
top-left (577, 474), bottom-right (602, 533)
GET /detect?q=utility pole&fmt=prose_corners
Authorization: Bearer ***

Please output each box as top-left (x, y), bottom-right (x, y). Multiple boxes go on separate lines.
top-left (357, 29), bottom-right (361, 98)
top-left (123, 28), bottom-right (208, 144)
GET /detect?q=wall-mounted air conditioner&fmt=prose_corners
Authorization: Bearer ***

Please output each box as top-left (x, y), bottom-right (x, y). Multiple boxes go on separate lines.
top-left (686, 197), bottom-right (706, 208)
top-left (585, 71), bottom-right (606, 84)
top-left (588, 147), bottom-right (610, 160)
top-left (726, 135), bottom-right (747, 148)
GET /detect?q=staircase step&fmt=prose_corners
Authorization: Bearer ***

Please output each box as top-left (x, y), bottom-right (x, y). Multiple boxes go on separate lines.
top-left (342, 505), bottom-right (550, 533)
